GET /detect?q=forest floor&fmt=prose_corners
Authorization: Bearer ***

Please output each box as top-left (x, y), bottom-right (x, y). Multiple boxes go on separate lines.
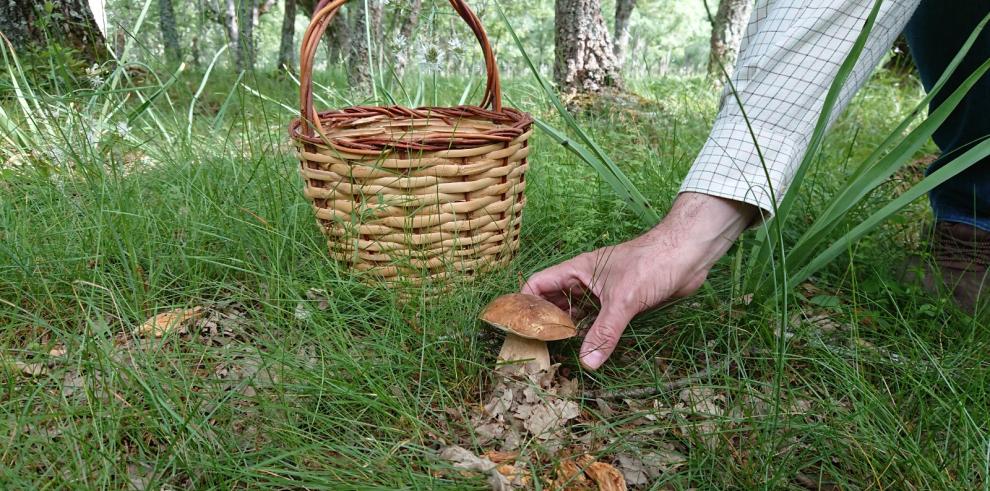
top-left (2, 70), bottom-right (988, 489)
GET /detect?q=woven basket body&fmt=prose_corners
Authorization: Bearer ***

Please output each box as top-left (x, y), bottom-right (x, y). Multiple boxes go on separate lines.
top-left (291, 0), bottom-right (533, 286)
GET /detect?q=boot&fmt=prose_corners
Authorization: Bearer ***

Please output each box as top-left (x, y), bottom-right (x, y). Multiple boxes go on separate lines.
top-left (919, 222), bottom-right (990, 316)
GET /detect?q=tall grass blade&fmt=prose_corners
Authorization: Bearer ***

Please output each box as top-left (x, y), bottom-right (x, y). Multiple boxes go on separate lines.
top-left (784, 53), bottom-right (990, 274)
top-left (188, 44), bottom-right (230, 141)
top-left (790, 137), bottom-right (990, 285)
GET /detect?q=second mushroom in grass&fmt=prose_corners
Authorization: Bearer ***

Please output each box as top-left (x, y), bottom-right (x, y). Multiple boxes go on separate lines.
top-left (479, 293), bottom-right (577, 372)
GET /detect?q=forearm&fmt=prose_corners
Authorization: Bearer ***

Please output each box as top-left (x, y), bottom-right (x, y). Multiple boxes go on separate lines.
top-left (682, 0), bottom-right (921, 216)
top-left (658, 191), bottom-right (754, 255)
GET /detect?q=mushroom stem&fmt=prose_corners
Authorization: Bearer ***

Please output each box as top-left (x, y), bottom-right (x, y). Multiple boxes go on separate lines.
top-left (497, 334), bottom-right (551, 372)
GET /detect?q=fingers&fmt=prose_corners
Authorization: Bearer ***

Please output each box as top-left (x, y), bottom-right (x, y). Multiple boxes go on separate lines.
top-left (521, 260), bottom-right (590, 311)
top-left (579, 301), bottom-right (634, 371)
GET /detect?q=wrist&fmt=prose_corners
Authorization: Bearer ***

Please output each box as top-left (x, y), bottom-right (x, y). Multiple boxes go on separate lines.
top-left (641, 192), bottom-right (756, 267)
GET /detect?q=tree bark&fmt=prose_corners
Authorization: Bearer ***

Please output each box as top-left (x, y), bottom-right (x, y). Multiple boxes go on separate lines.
top-left (277, 0), bottom-right (298, 71)
top-left (707, 0), bottom-right (753, 81)
top-left (219, 0), bottom-right (241, 68)
top-left (326, 6), bottom-right (350, 65)
top-left (612, 0), bottom-right (635, 67)
top-left (348, 0), bottom-right (382, 92)
top-left (159, 0), bottom-right (183, 66)
top-left (0, 0), bottom-right (107, 65)
top-left (237, 0), bottom-right (256, 71)
top-left (554, 0), bottom-right (622, 94)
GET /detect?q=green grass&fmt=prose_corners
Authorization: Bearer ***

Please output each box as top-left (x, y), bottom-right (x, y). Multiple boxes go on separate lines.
top-left (2, 65), bottom-right (989, 489)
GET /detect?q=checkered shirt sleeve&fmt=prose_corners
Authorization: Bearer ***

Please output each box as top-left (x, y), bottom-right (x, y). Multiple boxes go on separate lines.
top-left (680, 0), bottom-right (921, 216)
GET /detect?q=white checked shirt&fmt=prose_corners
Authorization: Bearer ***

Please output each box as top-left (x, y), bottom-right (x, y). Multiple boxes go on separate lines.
top-left (680, 0), bottom-right (921, 215)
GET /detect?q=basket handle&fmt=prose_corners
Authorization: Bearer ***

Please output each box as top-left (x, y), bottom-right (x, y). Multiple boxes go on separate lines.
top-left (299, 0), bottom-right (503, 130)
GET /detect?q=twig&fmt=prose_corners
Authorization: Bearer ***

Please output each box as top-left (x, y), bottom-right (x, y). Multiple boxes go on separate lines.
top-left (580, 358), bottom-right (733, 400)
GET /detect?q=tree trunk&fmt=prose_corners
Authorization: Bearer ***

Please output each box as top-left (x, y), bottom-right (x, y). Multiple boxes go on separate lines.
top-left (612, 0), bottom-right (635, 67)
top-left (326, 6), bottom-right (350, 65)
top-left (221, 0), bottom-right (241, 69)
top-left (393, 0), bottom-right (422, 78)
top-left (554, 0), bottom-right (622, 94)
top-left (348, 0), bottom-right (382, 92)
top-left (707, 0), bottom-right (753, 81)
top-left (0, 0), bottom-right (107, 65)
top-left (159, 0), bottom-right (183, 66)
top-left (277, 0), bottom-right (298, 71)
top-left (237, 0), bottom-right (256, 71)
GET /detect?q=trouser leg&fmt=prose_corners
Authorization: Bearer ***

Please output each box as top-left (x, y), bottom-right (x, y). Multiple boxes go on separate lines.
top-left (905, 0), bottom-right (990, 230)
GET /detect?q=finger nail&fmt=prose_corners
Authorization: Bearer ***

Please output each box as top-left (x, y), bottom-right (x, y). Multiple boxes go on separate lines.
top-left (580, 350), bottom-right (606, 370)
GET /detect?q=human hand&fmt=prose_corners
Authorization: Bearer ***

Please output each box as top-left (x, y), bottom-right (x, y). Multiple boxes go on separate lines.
top-left (522, 193), bottom-right (756, 370)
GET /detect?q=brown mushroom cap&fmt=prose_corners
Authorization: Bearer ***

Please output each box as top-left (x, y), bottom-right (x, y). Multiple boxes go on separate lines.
top-left (479, 293), bottom-right (577, 341)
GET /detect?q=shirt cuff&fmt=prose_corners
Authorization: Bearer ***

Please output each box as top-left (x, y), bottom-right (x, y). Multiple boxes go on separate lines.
top-left (679, 118), bottom-right (802, 220)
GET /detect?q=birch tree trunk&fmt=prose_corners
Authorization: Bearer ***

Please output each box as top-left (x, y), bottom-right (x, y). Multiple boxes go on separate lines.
top-left (0, 0), bottom-right (107, 65)
top-left (159, 0), bottom-right (183, 66)
top-left (707, 0), bottom-right (752, 81)
top-left (612, 0), bottom-right (635, 67)
top-left (348, 0), bottom-right (382, 92)
top-left (554, 0), bottom-right (622, 94)
top-left (237, 0), bottom-right (256, 71)
top-left (277, 0), bottom-right (298, 71)
top-left (221, 0), bottom-right (241, 69)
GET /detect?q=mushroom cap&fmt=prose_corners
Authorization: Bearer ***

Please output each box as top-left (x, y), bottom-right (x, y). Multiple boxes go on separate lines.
top-left (479, 293), bottom-right (577, 341)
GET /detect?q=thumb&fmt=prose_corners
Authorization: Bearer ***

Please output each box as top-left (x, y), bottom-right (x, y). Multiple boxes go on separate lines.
top-left (579, 302), bottom-right (634, 371)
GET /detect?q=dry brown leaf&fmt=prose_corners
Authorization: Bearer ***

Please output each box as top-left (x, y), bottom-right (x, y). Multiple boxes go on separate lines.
top-left (524, 400), bottom-right (581, 438)
top-left (48, 345), bottom-right (67, 358)
top-left (576, 454), bottom-right (597, 469)
top-left (484, 450), bottom-right (520, 464)
top-left (496, 464), bottom-right (531, 488)
top-left (585, 461), bottom-right (627, 491)
top-left (135, 307), bottom-right (204, 337)
top-left (551, 458), bottom-right (592, 490)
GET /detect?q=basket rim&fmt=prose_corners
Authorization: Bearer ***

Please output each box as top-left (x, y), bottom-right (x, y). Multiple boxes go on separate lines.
top-left (289, 104), bottom-right (534, 152)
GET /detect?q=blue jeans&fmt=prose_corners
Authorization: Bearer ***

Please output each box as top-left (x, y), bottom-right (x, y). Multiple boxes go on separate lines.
top-left (905, 0), bottom-right (990, 231)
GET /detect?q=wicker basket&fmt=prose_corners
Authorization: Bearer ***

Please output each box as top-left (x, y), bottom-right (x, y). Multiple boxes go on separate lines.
top-left (290, 0), bottom-right (534, 287)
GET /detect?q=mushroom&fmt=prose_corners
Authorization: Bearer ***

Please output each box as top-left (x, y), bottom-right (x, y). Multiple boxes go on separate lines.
top-left (479, 293), bottom-right (577, 372)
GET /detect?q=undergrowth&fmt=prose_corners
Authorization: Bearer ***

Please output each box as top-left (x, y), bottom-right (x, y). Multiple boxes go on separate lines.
top-left (1, 61), bottom-right (988, 489)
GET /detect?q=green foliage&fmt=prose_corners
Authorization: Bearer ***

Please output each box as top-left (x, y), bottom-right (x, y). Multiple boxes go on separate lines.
top-left (3, 66), bottom-right (990, 487)
top-left (3, 2), bottom-right (990, 489)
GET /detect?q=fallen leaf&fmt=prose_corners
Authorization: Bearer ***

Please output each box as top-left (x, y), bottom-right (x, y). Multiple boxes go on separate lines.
top-left (135, 307), bottom-right (204, 337)
top-left (439, 445), bottom-right (514, 490)
top-left (49, 345), bottom-right (67, 358)
top-left (585, 461), bottom-right (627, 491)
top-left (7, 361), bottom-right (48, 377)
top-left (496, 464), bottom-right (531, 488)
top-left (616, 448), bottom-right (687, 486)
top-left (126, 463), bottom-right (156, 490)
top-left (524, 400), bottom-right (581, 438)
top-left (551, 458), bottom-right (592, 490)
top-left (615, 454), bottom-right (649, 487)
top-left (293, 303), bottom-right (312, 321)
top-left (484, 450), bottom-right (519, 464)
top-left (595, 398), bottom-right (616, 418)
top-left (306, 288), bottom-right (331, 310)
top-left (61, 370), bottom-right (85, 398)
